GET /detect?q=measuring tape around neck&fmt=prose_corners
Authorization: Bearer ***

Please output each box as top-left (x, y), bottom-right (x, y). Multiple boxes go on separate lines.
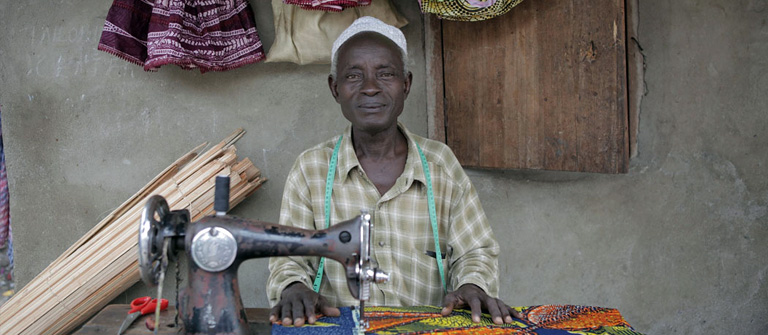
top-left (313, 136), bottom-right (343, 292)
top-left (312, 136), bottom-right (447, 294)
top-left (415, 142), bottom-right (447, 294)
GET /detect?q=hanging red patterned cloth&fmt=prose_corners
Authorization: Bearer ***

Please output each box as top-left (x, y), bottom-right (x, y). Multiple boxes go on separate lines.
top-left (0, 106), bottom-right (8, 250)
top-left (282, 0), bottom-right (371, 13)
top-left (98, 0), bottom-right (265, 73)
top-left (0, 105), bottom-right (10, 295)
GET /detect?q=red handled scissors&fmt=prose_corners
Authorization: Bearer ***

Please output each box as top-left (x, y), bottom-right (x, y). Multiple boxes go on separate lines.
top-left (117, 296), bottom-right (169, 335)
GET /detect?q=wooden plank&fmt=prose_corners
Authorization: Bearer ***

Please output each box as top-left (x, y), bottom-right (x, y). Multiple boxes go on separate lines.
top-left (72, 305), bottom-right (179, 335)
top-left (425, 15), bottom-right (446, 143)
top-left (441, 0), bottom-right (629, 173)
top-left (626, 0), bottom-right (641, 159)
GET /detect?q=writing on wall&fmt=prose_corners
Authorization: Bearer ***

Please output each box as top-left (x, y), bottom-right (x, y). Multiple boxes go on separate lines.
top-left (14, 24), bottom-right (141, 79)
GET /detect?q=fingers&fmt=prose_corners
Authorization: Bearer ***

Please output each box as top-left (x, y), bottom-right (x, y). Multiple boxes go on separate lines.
top-left (468, 296), bottom-right (483, 323)
top-left (271, 285), bottom-right (340, 327)
top-left (269, 305), bottom-right (281, 323)
top-left (485, 297), bottom-right (503, 325)
top-left (301, 296), bottom-right (316, 325)
top-left (512, 308), bottom-right (524, 320)
top-left (278, 298), bottom-right (310, 327)
top-left (318, 295), bottom-right (341, 318)
top-left (281, 301), bottom-right (294, 325)
top-left (280, 294), bottom-right (309, 326)
top-left (320, 305), bottom-right (341, 317)
top-left (499, 301), bottom-right (513, 324)
top-left (444, 284), bottom-right (519, 325)
top-left (441, 293), bottom-right (459, 316)
top-left (441, 302), bottom-right (455, 316)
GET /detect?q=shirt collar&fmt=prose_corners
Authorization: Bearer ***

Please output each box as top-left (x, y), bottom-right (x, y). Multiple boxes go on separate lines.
top-left (336, 122), bottom-right (428, 187)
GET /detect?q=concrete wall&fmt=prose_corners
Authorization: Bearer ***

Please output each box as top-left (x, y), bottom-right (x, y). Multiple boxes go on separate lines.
top-left (0, 0), bottom-right (766, 334)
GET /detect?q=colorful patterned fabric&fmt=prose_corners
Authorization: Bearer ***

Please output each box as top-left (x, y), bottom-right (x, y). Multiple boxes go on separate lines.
top-left (267, 123), bottom-right (499, 308)
top-left (283, 0), bottom-right (371, 12)
top-left (98, 0), bottom-right (265, 73)
top-left (274, 307), bottom-right (359, 335)
top-left (272, 305), bottom-right (645, 334)
top-left (419, 0), bottom-right (524, 22)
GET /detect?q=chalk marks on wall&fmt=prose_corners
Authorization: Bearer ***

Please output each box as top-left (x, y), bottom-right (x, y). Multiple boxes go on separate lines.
top-left (13, 24), bottom-right (142, 79)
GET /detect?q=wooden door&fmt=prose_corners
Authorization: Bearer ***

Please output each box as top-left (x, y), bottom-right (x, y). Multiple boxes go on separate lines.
top-left (430, 0), bottom-right (630, 173)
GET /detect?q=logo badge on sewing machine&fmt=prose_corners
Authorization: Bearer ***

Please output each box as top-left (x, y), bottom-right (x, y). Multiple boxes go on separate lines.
top-left (191, 227), bottom-right (237, 273)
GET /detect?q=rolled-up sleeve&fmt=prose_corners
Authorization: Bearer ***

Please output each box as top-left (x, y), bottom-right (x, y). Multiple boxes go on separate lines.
top-left (266, 159), bottom-right (318, 307)
top-left (446, 179), bottom-right (499, 296)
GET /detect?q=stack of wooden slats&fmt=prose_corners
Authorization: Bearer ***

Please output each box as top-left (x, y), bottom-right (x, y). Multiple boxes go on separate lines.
top-left (0, 129), bottom-right (265, 335)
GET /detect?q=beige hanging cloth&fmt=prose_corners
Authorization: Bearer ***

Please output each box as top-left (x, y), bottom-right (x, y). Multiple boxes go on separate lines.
top-left (266, 0), bottom-right (408, 65)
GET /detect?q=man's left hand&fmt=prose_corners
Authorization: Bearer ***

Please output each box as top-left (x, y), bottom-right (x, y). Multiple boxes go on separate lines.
top-left (441, 284), bottom-right (523, 325)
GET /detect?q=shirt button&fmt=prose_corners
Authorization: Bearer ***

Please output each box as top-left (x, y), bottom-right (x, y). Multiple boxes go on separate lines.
top-left (378, 241), bottom-right (385, 247)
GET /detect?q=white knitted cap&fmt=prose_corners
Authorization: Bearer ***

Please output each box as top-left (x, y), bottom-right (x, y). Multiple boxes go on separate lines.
top-left (330, 16), bottom-right (408, 77)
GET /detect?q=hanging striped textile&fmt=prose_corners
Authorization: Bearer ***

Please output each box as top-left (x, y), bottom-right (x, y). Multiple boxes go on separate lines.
top-left (0, 106), bottom-right (8, 249)
top-left (98, 0), bottom-right (266, 73)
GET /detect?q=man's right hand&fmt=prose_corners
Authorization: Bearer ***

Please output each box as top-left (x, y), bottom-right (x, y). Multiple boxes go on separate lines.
top-left (268, 282), bottom-right (341, 326)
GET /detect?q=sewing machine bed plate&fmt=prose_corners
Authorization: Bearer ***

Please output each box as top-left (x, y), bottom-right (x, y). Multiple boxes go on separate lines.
top-left (72, 305), bottom-right (272, 335)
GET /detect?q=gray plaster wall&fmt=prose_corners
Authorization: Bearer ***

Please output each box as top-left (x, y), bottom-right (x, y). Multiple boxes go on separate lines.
top-left (0, 0), bottom-right (766, 334)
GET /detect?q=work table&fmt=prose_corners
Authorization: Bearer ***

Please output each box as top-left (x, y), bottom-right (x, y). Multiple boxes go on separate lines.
top-left (72, 305), bottom-right (272, 335)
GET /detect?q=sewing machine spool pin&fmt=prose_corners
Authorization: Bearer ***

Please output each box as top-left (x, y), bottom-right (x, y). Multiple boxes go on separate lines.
top-left (138, 176), bottom-right (388, 335)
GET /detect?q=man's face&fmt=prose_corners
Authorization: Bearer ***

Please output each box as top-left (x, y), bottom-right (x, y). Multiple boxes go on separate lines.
top-left (329, 32), bottom-right (412, 135)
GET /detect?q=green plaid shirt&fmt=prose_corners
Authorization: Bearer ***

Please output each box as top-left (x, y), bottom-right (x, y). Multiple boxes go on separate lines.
top-left (267, 123), bottom-right (499, 307)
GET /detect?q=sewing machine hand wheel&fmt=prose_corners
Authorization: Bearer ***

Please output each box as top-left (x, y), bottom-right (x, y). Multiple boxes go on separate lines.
top-left (139, 195), bottom-right (170, 286)
top-left (139, 195), bottom-right (189, 286)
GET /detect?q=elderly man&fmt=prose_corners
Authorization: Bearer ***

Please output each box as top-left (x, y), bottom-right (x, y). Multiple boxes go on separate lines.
top-left (267, 17), bottom-right (519, 327)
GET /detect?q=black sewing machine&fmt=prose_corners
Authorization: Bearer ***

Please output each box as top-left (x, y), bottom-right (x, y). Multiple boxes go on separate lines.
top-left (138, 176), bottom-right (388, 334)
